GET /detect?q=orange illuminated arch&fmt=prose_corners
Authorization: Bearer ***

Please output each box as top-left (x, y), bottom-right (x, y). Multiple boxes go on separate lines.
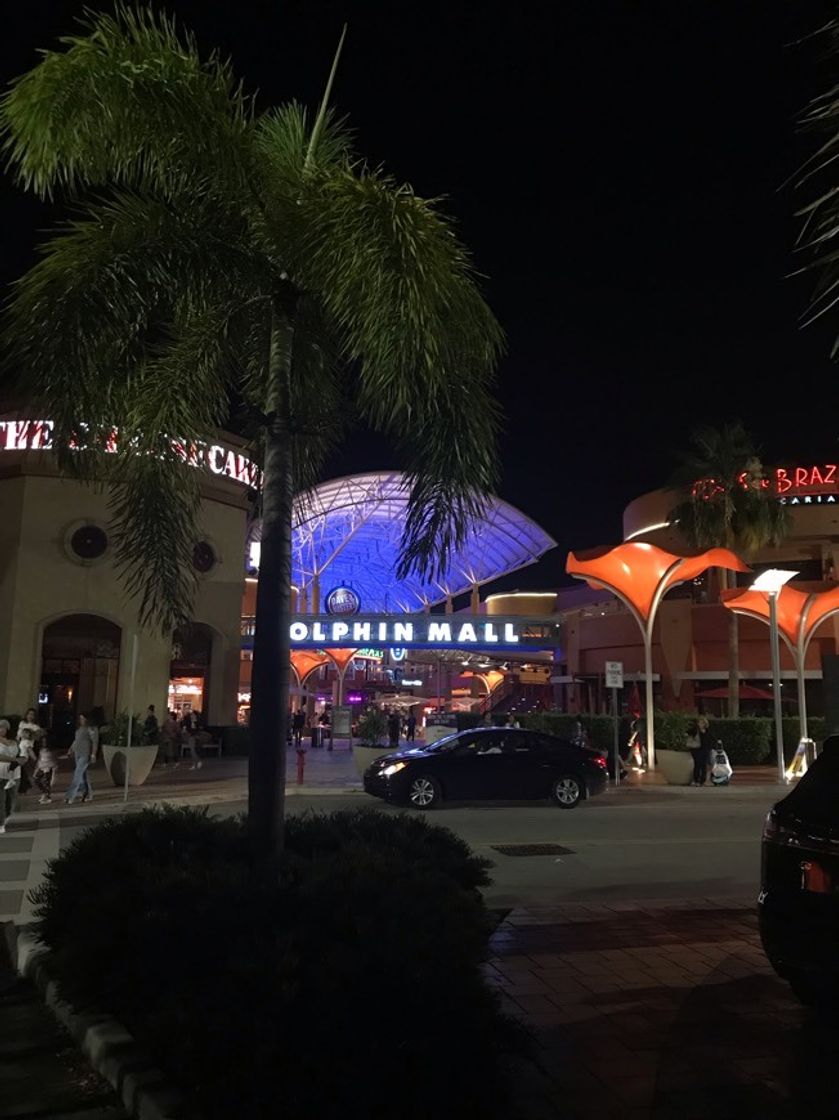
top-left (567, 543), bottom-right (749, 631)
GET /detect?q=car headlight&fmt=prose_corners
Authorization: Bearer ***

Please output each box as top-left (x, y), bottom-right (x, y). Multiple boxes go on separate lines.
top-left (381, 761), bottom-right (408, 777)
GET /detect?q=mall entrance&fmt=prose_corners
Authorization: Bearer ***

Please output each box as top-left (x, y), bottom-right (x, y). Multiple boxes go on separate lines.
top-left (169, 624), bottom-right (214, 720)
top-left (40, 614), bottom-right (121, 748)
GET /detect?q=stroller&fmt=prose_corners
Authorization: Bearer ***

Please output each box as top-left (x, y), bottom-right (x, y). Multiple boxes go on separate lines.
top-left (710, 741), bottom-right (733, 786)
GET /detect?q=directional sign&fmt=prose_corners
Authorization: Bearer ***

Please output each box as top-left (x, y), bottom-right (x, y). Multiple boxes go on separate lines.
top-left (605, 661), bottom-right (624, 689)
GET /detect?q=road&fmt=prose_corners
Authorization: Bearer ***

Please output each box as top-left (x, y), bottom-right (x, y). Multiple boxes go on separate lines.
top-left (1, 783), bottom-right (780, 919)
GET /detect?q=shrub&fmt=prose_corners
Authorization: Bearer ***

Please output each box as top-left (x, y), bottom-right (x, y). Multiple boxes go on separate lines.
top-left (220, 724), bottom-right (251, 755)
top-left (284, 808), bottom-right (493, 892)
top-left (357, 707), bottom-right (387, 745)
top-left (522, 711), bottom-right (614, 750)
top-left (102, 710), bottom-right (146, 746)
top-left (654, 710), bottom-right (693, 750)
top-left (30, 807), bottom-right (526, 1120)
top-left (704, 717), bottom-right (771, 764)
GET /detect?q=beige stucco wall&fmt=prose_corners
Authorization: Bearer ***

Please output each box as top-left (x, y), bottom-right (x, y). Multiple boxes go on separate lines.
top-left (0, 467), bottom-right (247, 724)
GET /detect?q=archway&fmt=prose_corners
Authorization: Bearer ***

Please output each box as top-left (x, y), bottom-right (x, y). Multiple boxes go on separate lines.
top-left (40, 614), bottom-right (122, 748)
top-left (169, 623), bottom-right (215, 721)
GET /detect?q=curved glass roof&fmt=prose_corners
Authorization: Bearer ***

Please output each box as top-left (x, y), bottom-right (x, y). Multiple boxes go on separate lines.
top-left (248, 471), bottom-right (556, 614)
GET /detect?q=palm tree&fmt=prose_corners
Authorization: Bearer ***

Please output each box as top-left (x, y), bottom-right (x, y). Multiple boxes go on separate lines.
top-left (0, 7), bottom-right (502, 855)
top-left (668, 422), bottom-right (790, 717)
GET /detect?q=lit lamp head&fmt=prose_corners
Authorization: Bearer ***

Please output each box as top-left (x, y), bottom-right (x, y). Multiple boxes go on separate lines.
top-left (750, 569), bottom-right (798, 595)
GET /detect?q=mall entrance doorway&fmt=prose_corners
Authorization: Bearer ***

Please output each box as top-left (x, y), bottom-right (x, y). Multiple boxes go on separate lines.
top-left (169, 624), bottom-right (214, 721)
top-left (40, 614), bottom-right (121, 748)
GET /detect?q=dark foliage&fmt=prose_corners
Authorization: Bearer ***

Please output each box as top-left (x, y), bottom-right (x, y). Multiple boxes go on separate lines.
top-left (284, 807), bottom-right (493, 892)
top-left (30, 806), bottom-right (527, 1120)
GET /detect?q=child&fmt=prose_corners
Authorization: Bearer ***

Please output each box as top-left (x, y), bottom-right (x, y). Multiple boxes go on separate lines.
top-left (16, 726), bottom-right (35, 796)
top-left (31, 733), bottom-right (57, 804)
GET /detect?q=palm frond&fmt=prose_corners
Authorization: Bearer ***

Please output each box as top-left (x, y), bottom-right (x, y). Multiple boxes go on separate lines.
top-left (291, 165), bottom-right (503, 576)
top-left (108, 446), bottom-right (201, 631)
top-left (0, 4), bottom-right (252, 199)
top-left (4, 190), bottom-right (263, 474)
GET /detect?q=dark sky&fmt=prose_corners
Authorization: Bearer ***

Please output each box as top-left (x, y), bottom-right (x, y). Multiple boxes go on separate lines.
top-left (2, 1), bottom-right (838, 590)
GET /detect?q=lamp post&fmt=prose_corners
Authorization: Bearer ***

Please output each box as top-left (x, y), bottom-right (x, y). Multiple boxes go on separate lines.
top-left (750, 569), bottom-right (798, 782)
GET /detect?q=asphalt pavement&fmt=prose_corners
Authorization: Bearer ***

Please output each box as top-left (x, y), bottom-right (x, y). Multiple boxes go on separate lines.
top-left (0, 780), bottom-right (781, 918)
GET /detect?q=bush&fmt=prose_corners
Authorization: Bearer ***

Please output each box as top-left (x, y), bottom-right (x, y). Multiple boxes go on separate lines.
top-left (782, 716), bottom-right (826, 761)
top-left (31, 807), bottom-right (526, 1120)
top-left (357, 707), bottom-right (387, 745)
top-left (522, 711), bottom-right (614, 750)
top-left (654, 710), bottom-right (692, 750)
top-left (284, 808), bottom-right (493, 893)
top-left (220, 724), bottom-right (251, 755)
top-left (704, 717), bottom-right (771, 764)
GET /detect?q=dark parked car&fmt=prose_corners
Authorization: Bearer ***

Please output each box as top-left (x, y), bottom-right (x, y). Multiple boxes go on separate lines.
top-left (363, 726), bottom-right (608, 809)
top-left (759, 734), bottom-right (839, 1009)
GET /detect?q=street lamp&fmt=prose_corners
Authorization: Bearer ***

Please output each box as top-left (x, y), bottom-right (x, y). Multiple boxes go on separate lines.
top-left (750, 569), bottom-right (798, 782)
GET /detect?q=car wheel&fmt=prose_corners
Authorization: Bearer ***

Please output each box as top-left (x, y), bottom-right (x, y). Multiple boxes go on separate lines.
top-left (552, 775), bottom-right (583, 808)
top-left (408, 774), bottom-right (442, 809)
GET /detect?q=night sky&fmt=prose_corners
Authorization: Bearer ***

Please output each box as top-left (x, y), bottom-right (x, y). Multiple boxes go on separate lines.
top-left (2, 1), bottom-right (837, 590)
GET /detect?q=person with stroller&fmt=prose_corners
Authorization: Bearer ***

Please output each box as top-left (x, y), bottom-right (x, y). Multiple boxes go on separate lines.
top-left (688, 715), bottom-right (714, 786)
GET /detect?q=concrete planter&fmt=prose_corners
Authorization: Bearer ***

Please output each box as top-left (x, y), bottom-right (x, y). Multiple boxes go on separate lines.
top-left (657, 748), bottom-right (694, 785)
top-left (102, 743), bottom-right (159, 787)
top-left (353, 744), bottom-right (393, 778)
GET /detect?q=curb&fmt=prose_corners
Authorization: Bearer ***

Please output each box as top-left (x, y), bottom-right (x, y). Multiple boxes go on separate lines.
top-left (4, 922), bottom-right (183, 1120)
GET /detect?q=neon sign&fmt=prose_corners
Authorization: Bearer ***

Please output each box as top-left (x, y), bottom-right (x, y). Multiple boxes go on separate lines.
top-left (693, 464), bottom-right (839, 502)
top-left (0, 419), bottom-right (261, 491)
top-left (286, 614), bottom-right (560, 650)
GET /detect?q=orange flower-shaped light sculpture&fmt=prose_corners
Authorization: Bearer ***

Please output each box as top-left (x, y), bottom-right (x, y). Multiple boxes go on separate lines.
top-left (723, 583), bottom-right (839, 740)
top-left (567, 543), bottom-right (750, 767)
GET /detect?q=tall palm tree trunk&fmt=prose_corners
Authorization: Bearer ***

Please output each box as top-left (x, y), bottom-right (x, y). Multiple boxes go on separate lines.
top-left (248, 309), bottom-right (294, 857)
top-left (720, 568), bottom-right (740, 718)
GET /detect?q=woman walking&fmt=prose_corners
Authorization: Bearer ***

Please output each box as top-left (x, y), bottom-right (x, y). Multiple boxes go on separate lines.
top-left (63, 713), bottom-right (95, 804)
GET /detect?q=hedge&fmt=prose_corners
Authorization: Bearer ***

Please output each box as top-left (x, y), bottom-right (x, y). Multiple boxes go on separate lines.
top-left (523, 710), bottom-right (774, 765)
top-left (30, 807), bottom-right (528, 1120)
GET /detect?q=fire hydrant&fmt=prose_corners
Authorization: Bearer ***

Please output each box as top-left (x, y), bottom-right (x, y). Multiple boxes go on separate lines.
top-left (296, 747), bottom-right (307, 785)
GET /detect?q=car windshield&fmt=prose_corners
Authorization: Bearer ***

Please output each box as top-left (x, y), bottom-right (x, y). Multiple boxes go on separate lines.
top-left (420, 732), bottom-right (462, 753)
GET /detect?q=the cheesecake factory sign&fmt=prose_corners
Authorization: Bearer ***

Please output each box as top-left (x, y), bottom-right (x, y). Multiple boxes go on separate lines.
top-left (288, 615), bottom-right (559, 650)
top-left (693, 464), bottom-right (839, 506)
top-left (0, 419), bottom-right (260, 490)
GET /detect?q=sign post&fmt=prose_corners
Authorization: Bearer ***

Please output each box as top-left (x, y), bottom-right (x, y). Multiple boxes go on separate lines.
top-left (605, 661), bottom-right (624, 787)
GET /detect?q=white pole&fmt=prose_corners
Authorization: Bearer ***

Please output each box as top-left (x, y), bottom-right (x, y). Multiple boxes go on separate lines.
top-left (795, 640), bottom-right (808, 743)
top-left (769, 594), bottom-right (785, 782)
top-left (612, 686), bottom-right (620, 787)
top-left (123, 633), bottom-right (139, 803)
top-left (643, 632), bottom-right (655, 771)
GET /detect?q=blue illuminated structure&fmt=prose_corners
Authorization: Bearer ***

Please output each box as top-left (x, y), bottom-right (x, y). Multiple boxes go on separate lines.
top-left (247, 471), bottom-right (556, 613)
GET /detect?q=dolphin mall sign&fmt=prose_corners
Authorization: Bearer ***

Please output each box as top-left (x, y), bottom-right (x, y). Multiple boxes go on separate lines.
top-left (288, 614), bottom-right (561, 650)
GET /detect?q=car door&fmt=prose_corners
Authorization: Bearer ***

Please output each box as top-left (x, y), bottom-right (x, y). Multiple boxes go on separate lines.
top-left (440, 732), bottom-right (508, 799)
top-left (496, 732), bottom-right (553, 799)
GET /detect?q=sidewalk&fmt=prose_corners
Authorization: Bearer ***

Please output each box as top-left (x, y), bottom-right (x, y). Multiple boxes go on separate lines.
top-left (20, 743), bottom-right (364, 816)
top-left (0, 927), bottom-right (126, 1118)
top-left (489, 902), bottom-right (832, 1119)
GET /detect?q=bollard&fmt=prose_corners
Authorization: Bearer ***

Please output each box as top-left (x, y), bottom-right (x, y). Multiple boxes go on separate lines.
top-left (296, 748), bottom-right (306, 785)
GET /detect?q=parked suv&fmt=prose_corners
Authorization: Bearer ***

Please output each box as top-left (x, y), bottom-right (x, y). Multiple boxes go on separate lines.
top-left (759, 735), bottom-right (839, 1009)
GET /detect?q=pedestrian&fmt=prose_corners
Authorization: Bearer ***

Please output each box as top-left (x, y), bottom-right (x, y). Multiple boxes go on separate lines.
top-left (292, 708), bottom-right (306, 748)
top-left (88, 707), bottom-right (103, 760)
top-left (144, 704), bottom-right (160, 745)
top-left (33, 734), bottom-right (58, 804)
top-left (0, 720), bottom-right (21, 834)
top-left (688, 716), bottom-right (714, 786)
top-left (16, 707), bottom-right (43, 747)
top-left (160, 710), bottom-right (180, 767)
top-left (387, 709), bottom-right (400, 748)
top-left (181, 709), bottom-right (203, 770)
top-left (63, 713), bottom-right (96, 804)
top-left (406, 712), bottom-right (417, 741)
top-left (16, 726), bottom-right (36, 795)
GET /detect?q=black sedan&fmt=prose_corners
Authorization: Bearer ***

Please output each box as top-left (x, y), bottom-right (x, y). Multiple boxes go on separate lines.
top-left (362, 726), bottom-right (608, 809)
top-left (759, 734), bottom-right (839, 1010)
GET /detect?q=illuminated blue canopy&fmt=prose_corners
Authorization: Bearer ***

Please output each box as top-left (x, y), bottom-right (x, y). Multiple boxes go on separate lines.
top-left (248, 471), bottom-right (556, 613)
